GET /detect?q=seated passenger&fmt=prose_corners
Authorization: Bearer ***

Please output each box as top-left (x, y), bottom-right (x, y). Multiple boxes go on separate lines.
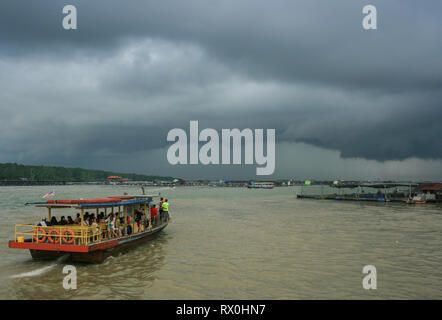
top-left (74, 213), bottom-right (81, 224)
top-left (50, 216), bottom-right (58, 226)
top-left (37, 217), bottom-right (48, 227)
top-left (67, 216), bottom-right (74, 224)
top-left (59, 216), bottom-right (68, 225)
top-left (90, 217), bottom-right (99, 232)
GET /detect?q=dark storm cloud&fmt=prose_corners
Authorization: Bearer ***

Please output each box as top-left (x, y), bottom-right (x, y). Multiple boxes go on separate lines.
top-left (2, 0), bottom-right (441, 90)
top-left (0, 0), bottom-right (441, 178)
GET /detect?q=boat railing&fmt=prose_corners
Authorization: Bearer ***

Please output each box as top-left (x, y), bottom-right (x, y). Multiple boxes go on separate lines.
top-left (13, 218), bottom-right (161, 246)
top-left (14, 223), bottom-right (107, 246)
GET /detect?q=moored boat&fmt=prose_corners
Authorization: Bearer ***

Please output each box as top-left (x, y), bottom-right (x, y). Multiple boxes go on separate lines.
top-left (9, 195), bottom-right (169, 263)
top-left (247, 182), bottom-right (274, 189)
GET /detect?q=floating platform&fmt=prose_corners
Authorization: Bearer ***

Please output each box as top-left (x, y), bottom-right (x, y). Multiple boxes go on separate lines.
top-left (296, 194), bottom-right (442, 204)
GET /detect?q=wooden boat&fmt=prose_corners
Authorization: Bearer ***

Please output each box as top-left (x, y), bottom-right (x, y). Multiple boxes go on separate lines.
top-left (9, 195), bottom-right (169, 263)
top-left (404, 199), bottom-right (426, 204)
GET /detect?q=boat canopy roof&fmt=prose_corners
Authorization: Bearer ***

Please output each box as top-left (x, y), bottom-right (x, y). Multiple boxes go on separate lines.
top-left (25, 195), bottom-right (157, 209)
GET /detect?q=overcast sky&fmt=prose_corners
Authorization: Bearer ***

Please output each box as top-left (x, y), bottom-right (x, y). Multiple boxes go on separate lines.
top-left (0, 0), bottom-right (441, 180)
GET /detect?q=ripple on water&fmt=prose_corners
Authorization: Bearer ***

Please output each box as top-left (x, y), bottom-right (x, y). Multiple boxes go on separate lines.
top-left (1, 186), bottom-right (441, 299)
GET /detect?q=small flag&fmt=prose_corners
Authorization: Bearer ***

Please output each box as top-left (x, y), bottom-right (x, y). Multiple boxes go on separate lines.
top-left (42, 190), bottom-right (55, 199)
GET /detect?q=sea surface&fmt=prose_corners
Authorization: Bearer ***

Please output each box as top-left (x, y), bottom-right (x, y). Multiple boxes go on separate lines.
top-left (0, 185), bottom-right (441, 299)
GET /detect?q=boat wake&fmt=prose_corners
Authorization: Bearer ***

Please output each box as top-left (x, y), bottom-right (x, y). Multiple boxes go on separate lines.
top-left (10, 255), bottom-right (69, 279)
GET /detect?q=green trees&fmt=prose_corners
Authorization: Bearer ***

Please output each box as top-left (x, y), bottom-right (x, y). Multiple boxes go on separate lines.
top-left (0, 163), bottom-right (174, 182)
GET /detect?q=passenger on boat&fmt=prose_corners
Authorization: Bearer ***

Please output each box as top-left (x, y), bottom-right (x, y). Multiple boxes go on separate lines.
top-left (142, 211), bottom-right (147, 230)
top-left (150, 204), bottom-right (159, 227)
top-left (142, 209), bottom-right (147, 230)
top-left (59, 216), bottom-right (68, 225)
top-left (143, 209), bottom-right (150, 229)
top-left (90, 217), bottom-right (99, 232)
top-left (159, 197), bottom-right (164, 221)
top-left (162, 199), bottom-right (169, 222)
top-left (135, 208), bottom-right (143, 232)
top-left (124, 215), bottom-right (132, 235)
top-left (114, 212), bottom-right (122, 237)
top-left (106, 213), bottom-right (117, 238)
top-left (119, 215), bottom-right (125, 236)
top-left (50, 216), bottom-right (58, 225)
top-left (67, 216), bottom-right (74, 225)
top-left (74, 213), bottom-right (81, 224)
top-left (37, 217), bottom-right (48, 227)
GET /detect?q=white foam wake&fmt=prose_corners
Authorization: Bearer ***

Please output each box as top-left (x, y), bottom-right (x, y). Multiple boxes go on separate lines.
top-left (10, 255), bottom-right (69, 279)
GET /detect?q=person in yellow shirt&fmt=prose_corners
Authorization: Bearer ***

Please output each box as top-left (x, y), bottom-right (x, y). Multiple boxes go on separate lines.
top-left (161, 199), bottom-right (169, 222)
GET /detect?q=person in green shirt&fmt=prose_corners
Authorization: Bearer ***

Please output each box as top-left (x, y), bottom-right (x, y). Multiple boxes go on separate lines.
top-left (162, 199), bottom-right (169, 222)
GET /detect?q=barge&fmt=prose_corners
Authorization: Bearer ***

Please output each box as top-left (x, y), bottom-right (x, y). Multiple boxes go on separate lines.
top-left (296, 182), bottom-right (442, 204)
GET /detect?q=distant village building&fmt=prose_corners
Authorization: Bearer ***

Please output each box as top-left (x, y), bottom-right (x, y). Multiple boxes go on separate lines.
top-left (107, 176), bottom-right (123, 182)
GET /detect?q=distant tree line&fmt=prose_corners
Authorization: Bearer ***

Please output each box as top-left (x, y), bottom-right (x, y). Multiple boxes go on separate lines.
top-left (0, 163), bottom-right (175, 182)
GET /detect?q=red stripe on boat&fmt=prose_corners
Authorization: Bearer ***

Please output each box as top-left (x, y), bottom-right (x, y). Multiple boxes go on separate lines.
top-left (9, 241), bottom-right (89, 252)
